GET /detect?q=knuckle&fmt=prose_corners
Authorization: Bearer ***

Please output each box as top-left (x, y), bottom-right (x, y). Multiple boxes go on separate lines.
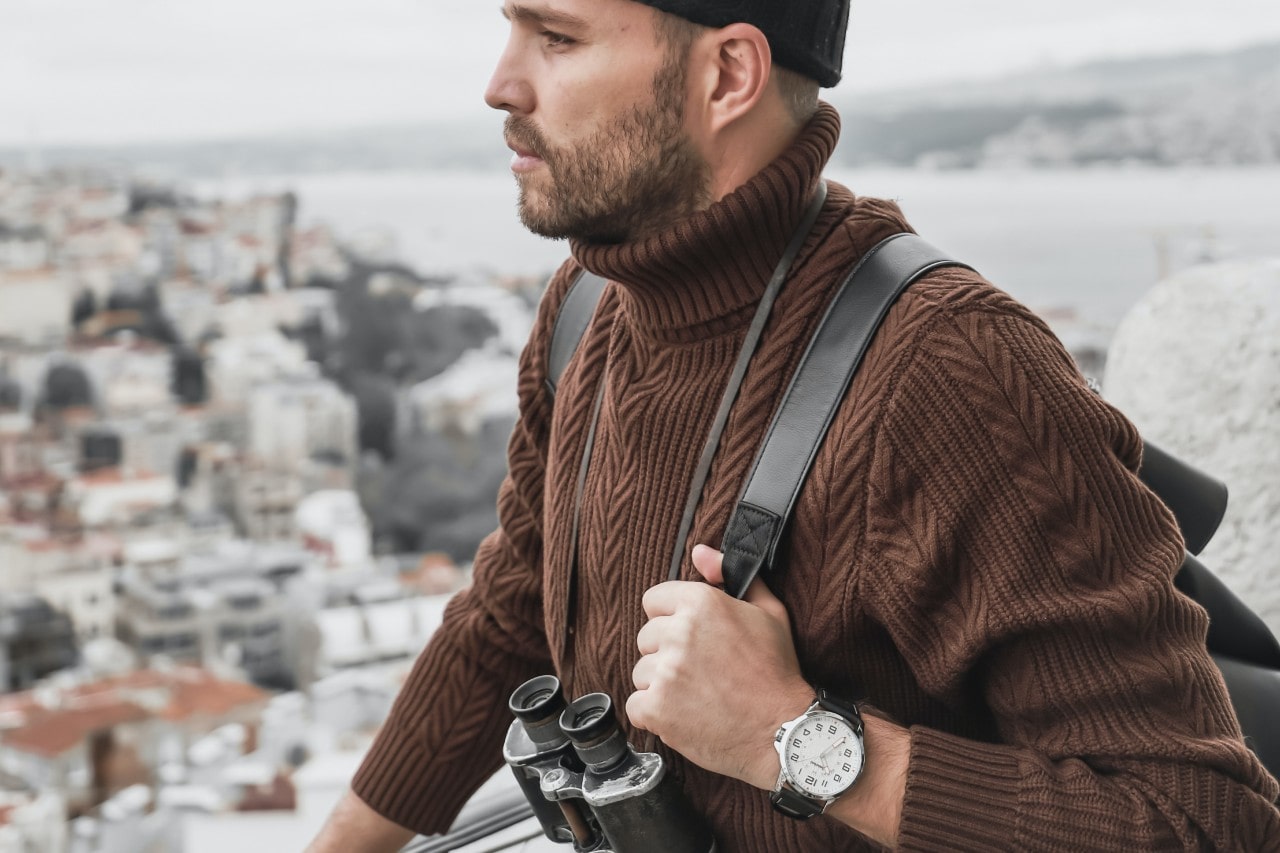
top-left (624, 692), bottom-right (649, 729)
top-left (691, 581), bottom-right (719, 607)
top-left (640, 587), bottom-right (658, 615)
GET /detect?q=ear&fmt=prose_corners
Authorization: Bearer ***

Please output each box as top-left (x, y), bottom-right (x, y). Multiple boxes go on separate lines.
top-left (690, 23), bottom-right (772, 135)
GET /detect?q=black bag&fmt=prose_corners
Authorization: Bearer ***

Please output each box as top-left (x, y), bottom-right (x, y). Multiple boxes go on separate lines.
top-left (550, 233), bottom-right (1280, 779)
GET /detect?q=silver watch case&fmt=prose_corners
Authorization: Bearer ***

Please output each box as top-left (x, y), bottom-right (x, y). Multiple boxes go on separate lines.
top-left (772, 699), bottom-right (865, 813)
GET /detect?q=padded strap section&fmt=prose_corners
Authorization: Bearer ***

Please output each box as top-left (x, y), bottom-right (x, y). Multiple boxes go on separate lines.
top-left (669, 182), bottom-right (829, 583)
top-left (1139, 440), bottom-right (1228, 556)
top-left (1212, 651), bottom-right (1280, 779)
top-left (721, 233), bottom-right (970, 599)
top-left (546, 269), bottom-right (608, 398)
top-left (1176, 553), bottom-right (1280, 669)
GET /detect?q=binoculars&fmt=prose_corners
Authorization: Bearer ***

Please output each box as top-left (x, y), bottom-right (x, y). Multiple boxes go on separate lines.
top-left (503, 675), bottom-right (717, 853)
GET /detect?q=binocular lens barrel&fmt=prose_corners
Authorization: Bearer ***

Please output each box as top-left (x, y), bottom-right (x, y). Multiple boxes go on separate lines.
top-left (561, 693), bottom-right (632, 772)
top-left (510, 674), bottom-right (567, 722)
top-left (560, 693), bottom-right (616, 746)
top-left (510, 675), bottom-right (574, 751)
top-left (506, 678), bottom-right (717, 853)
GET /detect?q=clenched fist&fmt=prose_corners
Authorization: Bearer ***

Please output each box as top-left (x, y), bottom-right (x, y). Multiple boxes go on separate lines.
top-left (626, 543), bottom-right (814, 790)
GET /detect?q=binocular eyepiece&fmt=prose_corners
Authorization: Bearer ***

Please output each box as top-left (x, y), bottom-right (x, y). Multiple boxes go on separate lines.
top-left (504, 675), bottom-right (717, 853)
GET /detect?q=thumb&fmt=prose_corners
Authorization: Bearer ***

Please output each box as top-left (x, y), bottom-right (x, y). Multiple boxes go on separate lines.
top-left (691, 544), bottom-right (789, 624)
top-left (691, 543), bottom-right (727, 585)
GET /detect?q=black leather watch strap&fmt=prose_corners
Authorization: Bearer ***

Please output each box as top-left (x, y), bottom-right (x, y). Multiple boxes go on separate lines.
top-left (770, 787), bottom-right (824, 820)
top-left (817, 689), bottom-right (862, 732)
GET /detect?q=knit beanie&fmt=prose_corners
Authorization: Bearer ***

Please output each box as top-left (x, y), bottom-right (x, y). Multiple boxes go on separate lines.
top-left (637, 0), bottom-right (850, 87)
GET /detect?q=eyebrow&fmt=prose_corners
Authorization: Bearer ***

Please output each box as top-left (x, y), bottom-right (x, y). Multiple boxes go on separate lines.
top-left (500, 2), bottom-right (589, 30)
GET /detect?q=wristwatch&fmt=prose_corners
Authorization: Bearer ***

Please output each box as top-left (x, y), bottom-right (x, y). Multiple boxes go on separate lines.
top-left (770, 689), bottom-right (865, 819)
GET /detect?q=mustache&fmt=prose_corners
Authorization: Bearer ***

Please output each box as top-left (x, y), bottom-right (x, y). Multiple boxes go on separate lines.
top-left (504, 116), bottom-right (551, 161)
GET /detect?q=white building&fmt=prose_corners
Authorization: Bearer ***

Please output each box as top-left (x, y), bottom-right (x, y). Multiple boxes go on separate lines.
top-left (65, 467), bottom-right (178, 529)
top-left (405, 342), bottom-right (519, 436)
top-left (246, 373), bottom-right (357, 481)
top-left (0, 526), bottom-right (118, 643)
top-left (0, 268), bottom-right (72, 345)
top-left (294, 490), bottom-right (371, 569)
top-left (28, 534), bottom-right (119, 643)
top-left (0, 223), bottom-right (51, 271)
top-left (0, 787), bottom-right (68, 853)
top-left (205, 333), bottom-right (309, 409)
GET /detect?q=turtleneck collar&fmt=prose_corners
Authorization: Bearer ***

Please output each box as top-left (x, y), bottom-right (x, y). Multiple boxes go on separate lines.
top-left (570, 103), bottom-right (841, 342)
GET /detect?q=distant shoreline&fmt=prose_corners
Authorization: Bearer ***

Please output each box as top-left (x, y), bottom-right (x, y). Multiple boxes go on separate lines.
top-left (190, 164), bottom-right (1280, 339)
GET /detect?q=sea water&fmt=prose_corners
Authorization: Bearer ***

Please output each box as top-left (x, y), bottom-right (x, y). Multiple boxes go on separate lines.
top-left (199, 165), bottom-right (1280, 336)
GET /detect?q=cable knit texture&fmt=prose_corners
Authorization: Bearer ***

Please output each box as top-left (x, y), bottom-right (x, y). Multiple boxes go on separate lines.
top-left (353, 104), bottom-right (1280, 850)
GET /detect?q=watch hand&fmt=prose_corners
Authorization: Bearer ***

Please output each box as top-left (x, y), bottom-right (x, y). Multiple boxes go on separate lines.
top-left (819, 737), bottom-right (848, 761)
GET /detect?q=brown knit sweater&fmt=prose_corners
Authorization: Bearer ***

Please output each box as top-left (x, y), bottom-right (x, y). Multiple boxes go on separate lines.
top-left (353, 105), bottom-right (1280, 850)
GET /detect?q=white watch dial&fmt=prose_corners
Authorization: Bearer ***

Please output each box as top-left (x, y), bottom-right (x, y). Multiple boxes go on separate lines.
top-left (779, 710), bottom-right (863, 799)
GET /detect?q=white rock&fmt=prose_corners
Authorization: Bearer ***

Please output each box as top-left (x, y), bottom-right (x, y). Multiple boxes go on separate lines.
top-left (1105, 259), bottom-right (1280, 639)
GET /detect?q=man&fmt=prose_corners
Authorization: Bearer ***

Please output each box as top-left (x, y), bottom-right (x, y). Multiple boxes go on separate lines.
top-left (310, 0), bottom-right (1280, 849)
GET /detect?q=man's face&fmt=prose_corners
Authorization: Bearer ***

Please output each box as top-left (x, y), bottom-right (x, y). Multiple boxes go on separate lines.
top-left (486, 0), bottom-right (710, 243)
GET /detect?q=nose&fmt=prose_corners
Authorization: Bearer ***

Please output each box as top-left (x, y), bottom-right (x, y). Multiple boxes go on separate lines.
top-left (484, 37), bottom-right (534, 115)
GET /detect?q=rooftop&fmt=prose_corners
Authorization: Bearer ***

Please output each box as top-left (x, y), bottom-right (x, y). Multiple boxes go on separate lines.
top-left (0, 666), bottom-right (269, 758)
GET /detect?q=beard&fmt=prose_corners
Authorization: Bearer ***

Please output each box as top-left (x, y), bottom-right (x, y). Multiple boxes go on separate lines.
top-left (504, 59), bottom-right (711, 244)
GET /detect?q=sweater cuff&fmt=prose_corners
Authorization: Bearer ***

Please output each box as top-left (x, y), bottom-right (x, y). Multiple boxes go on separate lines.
top-left (897, 727), bottom-right (1023, 852)
top-left (352, 719), bottom-right (459, 836)
top-left (349, 632), bottom-right (518, 836)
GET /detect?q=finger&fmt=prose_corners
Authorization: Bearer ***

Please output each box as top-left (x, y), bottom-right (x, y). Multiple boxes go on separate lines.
top-left (745, 578), bottom-right (792, 627)
top-left (631, 652), bottom-right (656, 690)
top-left (694, 544), bottom-right (789, 623)
top-left (635, 615), bottom-right (668, 655)
top-left (691, 544), bottom-right (724, 585)
top-left (624, 689), bottom-right (652, 732)
top-left (641, 580), bottom-right (704, 617)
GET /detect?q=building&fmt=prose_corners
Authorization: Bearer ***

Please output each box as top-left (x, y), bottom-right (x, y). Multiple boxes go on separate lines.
top-left (0, 665), bottom-right (268, 816)
top-left (0, 267), bottom-right (72, 345)
top-left (24, 534), bottom-right (119, 643)
top-left (0, 223), bottom-right (51, 271)
top-left (294, 490), bottom-right (371, 569)
top-left (115, 539), bottom-right (313, 689)
top-left (0, 594), bottom-right (78, 691)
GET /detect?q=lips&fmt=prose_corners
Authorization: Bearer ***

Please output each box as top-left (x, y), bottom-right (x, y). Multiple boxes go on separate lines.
top-left (507, 142), bottom-right (545, 173)
top-left (504, 119), bottom-right (549, 174)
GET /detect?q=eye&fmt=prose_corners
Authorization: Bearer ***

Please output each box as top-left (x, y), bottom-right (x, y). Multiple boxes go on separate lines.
top-left (541, 29), bottom-right (576, 49)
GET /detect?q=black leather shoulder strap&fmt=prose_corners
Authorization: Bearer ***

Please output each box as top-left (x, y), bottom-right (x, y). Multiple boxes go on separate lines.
top-left (720, 233), bottom-right (971, 599)
top-left (546, 269), bottom-right (609, 398)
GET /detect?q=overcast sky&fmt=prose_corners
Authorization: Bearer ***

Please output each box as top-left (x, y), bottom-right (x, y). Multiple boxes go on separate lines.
top-left (6, 0), bottom-right (1280, 146)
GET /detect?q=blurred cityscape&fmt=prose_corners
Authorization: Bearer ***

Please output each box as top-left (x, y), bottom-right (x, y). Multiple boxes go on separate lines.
top-left (0, 34), bottom-right (1276, 853)
top-left (0, 165), bottom-right (543, 851)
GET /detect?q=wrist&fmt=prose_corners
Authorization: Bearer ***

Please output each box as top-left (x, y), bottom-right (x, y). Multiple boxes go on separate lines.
top-left (750, 681), bottom-right (815, 790)
top-left (766, 687), bottom-right (867, 821)
top-left (825, 710), bottom-right (909, 847)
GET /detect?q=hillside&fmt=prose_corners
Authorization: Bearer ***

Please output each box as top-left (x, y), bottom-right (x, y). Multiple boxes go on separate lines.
top-left (829, 41), bottom-right (1280, 168)
top-left (2, 41), bottom-right (1278, 174)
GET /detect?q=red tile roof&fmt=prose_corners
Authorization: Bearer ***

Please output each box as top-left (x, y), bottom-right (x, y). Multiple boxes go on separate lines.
top-left (2, 702), bottom-right (148, 756)
top-left (0, 666), bottom-right (269, 758)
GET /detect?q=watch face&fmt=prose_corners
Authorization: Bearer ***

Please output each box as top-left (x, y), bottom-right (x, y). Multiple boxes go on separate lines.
top-left (779, 711), bottom-right (864, 799)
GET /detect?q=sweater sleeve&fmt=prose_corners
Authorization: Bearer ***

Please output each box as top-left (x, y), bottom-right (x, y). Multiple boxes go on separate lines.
top-left (859, 295), bottom-right (1280, 850)
top-left (349, 263), bottom-right (580, 835)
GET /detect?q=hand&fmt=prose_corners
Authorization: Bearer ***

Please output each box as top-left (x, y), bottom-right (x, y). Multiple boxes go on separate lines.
top-left (626, 544), bottom-right (813, 790)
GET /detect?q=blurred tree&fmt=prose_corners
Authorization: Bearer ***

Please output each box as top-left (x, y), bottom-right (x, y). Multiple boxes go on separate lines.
top-left (41, 363), bottom-right (93, 409)
top-left (71, 288), bottom-right (97, 327)
top-left (170, 345), bottom-right (208, 405)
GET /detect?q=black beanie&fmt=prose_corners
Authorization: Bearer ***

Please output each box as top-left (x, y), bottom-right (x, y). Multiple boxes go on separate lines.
top-left (637, 0), bottom-right (850, 87)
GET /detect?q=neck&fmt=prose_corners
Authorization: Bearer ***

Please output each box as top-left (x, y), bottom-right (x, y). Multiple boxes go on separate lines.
top-left (569, 103), bottom-right (841, 344)
top-left (704, 103), bottom-right (803, 203)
